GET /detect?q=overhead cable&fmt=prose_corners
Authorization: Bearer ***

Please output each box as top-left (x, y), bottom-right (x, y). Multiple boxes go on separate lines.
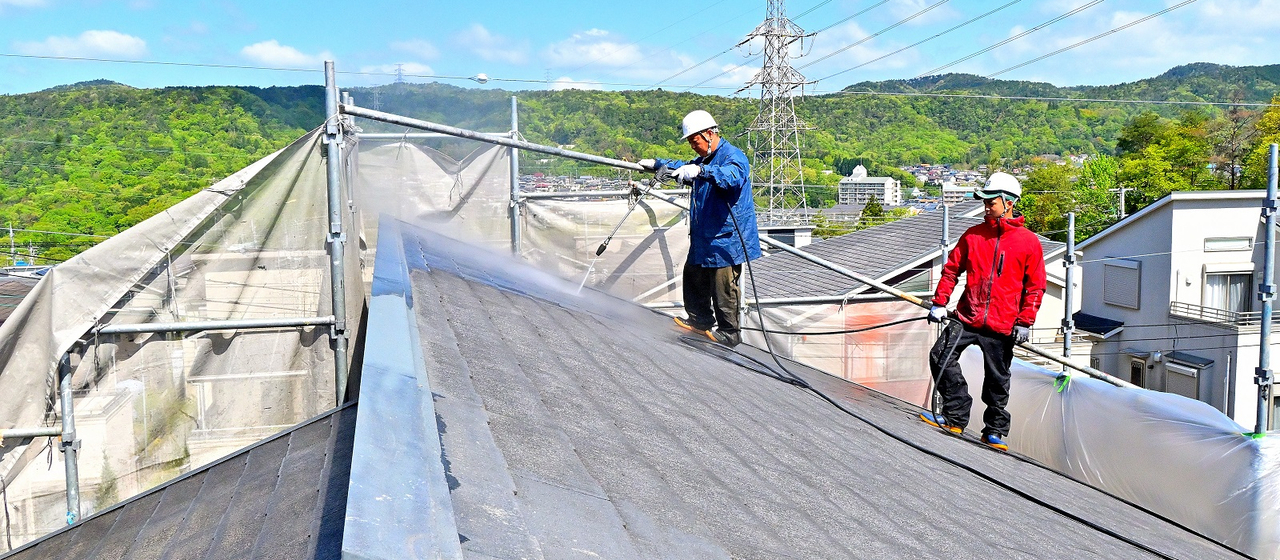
top-left (564, 0), bottom-right (731, 75)
top-left (798, 0), bottom-right (950, 71)
top-left (914, 0), bottom-right (1106, 78)
top-left (986, 0), bottom-right (1199, 78)
top-left (803, 88), bottom-right (1280, 107)
top-left (683, 0), bottom-right (892, 91)
top-left (813, 0), bottom-right (1023, 84)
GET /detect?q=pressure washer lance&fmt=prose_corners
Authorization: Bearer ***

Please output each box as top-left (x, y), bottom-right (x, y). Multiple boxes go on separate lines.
top-left (594, 167), bottom-right (676, 256)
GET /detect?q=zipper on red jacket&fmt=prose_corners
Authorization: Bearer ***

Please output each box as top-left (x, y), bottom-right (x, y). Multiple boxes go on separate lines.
top-left (979, 220), bottom-right (1004, 331)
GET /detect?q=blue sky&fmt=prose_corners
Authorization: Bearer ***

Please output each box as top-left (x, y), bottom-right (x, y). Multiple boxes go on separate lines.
top-left (0, 0), bottom-right (1276, 96)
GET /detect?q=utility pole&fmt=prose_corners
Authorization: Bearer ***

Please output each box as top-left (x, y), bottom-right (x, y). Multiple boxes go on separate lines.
top-left (8, 223), bottom-right (13, 267)
top-left (1256, 143), bottom-right (1278, 435)
top-left (1063, 212), bottom-right (1076, 372)
top-left (740, 0), bottom-right (812, 226)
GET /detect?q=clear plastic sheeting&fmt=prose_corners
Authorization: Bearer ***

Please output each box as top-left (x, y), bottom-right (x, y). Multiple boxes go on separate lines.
top-left (0, 128), bottom-right (363, 549)
top-left (353, 138), bottom-right (690, 304)
top-left (950, 349), bottom-right (1280, 558)
top-left (740, 300), bottom-right (935, 406)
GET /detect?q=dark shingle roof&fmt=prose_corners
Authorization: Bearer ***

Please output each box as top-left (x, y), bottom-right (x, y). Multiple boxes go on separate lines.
top-left (383, 220), bottom-right (1239, 559)
top-left (0, 277), bottom-right (38, 326)
top-left (749, 205), bottom-right (1065, 299)
top-left (1, 404), bottom-right (354, 560)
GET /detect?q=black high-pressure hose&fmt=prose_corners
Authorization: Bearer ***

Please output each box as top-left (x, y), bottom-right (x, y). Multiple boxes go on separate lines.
top-left (679, 176), bottom-right (1216, 560)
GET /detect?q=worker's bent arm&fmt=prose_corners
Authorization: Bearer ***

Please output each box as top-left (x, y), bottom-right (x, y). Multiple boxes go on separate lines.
top-left (701, 157), bottom-right (749, 192)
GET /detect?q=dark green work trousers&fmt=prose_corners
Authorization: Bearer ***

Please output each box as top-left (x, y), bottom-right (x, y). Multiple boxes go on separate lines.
top-left (682, 258), bottom-right (742, 336)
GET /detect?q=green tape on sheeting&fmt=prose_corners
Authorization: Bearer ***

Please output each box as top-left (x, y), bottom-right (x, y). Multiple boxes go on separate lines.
top-left (1054, 374), bottom-right (1071, 393)
top-left (1242, 432), bottom-right (1267, 440)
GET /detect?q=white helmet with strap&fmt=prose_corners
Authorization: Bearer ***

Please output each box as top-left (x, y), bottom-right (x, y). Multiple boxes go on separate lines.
top-left (975, 172), bottom-right (1022, 201)
top-left (681, 110), bottom-right (718, 140)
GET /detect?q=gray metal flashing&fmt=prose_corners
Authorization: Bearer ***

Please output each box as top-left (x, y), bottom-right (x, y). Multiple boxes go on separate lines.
top-left (341, 218), bottom-right (462, 560)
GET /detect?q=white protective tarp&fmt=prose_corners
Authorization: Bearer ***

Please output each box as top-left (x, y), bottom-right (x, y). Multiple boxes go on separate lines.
top-left (0, 128), bottom-right (364, 547)
top-left (950, 348), bottom-right (1280, 558)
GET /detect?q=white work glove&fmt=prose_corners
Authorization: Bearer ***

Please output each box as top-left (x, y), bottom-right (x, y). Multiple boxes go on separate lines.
top-left (673, 164), bottom-right (701, 184)
top-left (927, 305), bottom-right (947, 324)
top-left (1012, 325), bottom-right (1030, 344)
top-left (637, 158), bottom-right (657, 171)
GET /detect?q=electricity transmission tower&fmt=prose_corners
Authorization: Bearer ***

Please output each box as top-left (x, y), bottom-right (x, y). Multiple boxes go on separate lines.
top-left (740, 0), bottom-right (812, 225)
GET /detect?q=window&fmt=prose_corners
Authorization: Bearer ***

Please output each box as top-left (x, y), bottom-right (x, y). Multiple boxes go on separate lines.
top-left (1204, 273), bottom-right (1252, 313)
top-left (1090, 356), bottom-right (1101, 370)
top-left (1129, 359), bottom-right (1145, 387)
top-left (1166, 362), bottom-right (1199, 399)
top-left (1273, 396), bottom-right (1280, 431)
top-left (1103, 260), bottom-right (1141, 309)
top-left (1204, 237), bottom-right (1253, 252)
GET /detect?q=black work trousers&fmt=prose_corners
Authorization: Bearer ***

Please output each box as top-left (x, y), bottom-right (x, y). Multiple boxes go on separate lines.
top-left (929, 321), bottom-right (1015, 437)
top-left (682, 259), bottom-right (742, 336)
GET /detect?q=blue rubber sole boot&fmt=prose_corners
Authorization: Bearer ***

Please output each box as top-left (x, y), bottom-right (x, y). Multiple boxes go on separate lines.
top-left (919, 411), bottom-right (963, 435)
top-left (982, 433), bottom-right (1009, 451)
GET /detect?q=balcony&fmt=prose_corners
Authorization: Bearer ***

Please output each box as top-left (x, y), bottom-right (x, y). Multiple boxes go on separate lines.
top-left (1169, 301), bottom-right (1271, 328)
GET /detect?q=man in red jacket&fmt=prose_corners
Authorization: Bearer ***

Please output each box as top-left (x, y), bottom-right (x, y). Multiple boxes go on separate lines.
top-left (919, 172), bottom-right (1046, 451)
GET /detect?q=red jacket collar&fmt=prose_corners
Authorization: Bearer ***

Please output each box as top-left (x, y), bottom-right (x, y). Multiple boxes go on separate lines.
top-left (984, 214), bottom-right (1026, 229)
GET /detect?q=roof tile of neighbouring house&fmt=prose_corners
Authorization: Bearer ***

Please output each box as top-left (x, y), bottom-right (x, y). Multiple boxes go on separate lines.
top-left (749, 204), bottom-right (1065, 299)
top-left (0, 277), bottom-right (38, 326)
top-left (0, 404), bottom-right (354, 560)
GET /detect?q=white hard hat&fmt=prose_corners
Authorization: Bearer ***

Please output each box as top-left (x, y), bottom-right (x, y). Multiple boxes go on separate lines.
top-left (681, 110), bottom-right (718, 139)
top-left (975, 172), bottom-right (1022, 200)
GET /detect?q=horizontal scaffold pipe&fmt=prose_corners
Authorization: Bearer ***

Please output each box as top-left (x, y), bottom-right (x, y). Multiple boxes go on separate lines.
top-left (0, 426), bottom-right (62, 439)
top-left (757, 234), bottom-right (1135, 388)
top-left (356, 132), bottom-right (512, 141)
top-left (643, 292), bottom-right (937, 308)
top-left (95, 315), bottom-right (337, 336)
top-left (520, 188), bottom-right (691, 200)
top-left (341, 105), bottom-right (645, 172)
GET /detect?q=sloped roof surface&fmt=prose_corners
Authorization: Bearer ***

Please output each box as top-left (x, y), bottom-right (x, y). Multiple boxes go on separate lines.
top-left (749, 205), bottom-right (1065, 299)
top-left (2, 404), bottom-right (355, 560)
top-left (392, 221), bottom-right (1238, 559)
top-left (0, 277), bottom-right (37, 326)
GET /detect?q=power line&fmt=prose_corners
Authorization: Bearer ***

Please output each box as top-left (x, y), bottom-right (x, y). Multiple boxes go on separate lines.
top-left (813, 0), bottom-right (1024, 84)
top-left (798, 0), bottom-right (950, 71)
top-left (682, 0), bottom-right (892, 92)
top-left (914, 0), bottom-right (1106, 78)
top-left (986, 0), bottom-right (1199, 79)
top-left (563, 0), bottom-right (731, 76)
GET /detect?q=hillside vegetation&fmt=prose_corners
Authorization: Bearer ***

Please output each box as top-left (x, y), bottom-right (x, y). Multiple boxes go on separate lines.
top-left (2, 63), bottom-right (1278, 259)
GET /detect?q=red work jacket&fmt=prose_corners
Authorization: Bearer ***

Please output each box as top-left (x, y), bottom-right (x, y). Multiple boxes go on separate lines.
top-left (932, 214), bottom-right (1047, 335)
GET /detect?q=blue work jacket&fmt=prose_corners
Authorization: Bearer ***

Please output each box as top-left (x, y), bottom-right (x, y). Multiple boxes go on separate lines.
top-left (655, 139), bottom-right (762, 268)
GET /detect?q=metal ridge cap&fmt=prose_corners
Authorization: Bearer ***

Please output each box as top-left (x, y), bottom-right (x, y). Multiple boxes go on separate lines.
top-left (344, 218), bottom-right (462, 560)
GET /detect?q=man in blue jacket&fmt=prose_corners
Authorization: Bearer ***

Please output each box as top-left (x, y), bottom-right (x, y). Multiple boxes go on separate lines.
top-left (639, 110), bottom-right (761, 347)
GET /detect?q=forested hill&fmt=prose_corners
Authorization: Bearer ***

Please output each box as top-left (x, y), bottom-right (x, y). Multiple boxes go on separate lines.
top-left (0, 84), bottom-right (320, 260)
top-left (1, 62), bottom-right (1278, 260)
top-left (848, 63), bottom-right (1280, 105)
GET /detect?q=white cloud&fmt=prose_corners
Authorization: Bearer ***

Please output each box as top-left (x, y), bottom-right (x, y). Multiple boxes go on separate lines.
top-left (359, 62), bottom-right (435, 78)
top-left (390, 39), bottom-right (439, 60)
top-left (545, 28), bottom-right (644, 68)
top-left (240, 40), bottom-right (332, 69)
top-left (15, 30), bottom-right (147, 58)
top-left (0, 0), bottom-right (46, 12)
top-left (550, 76), bottom-right (602, 91)
top-left (453, 24), bottom-right (528, 64)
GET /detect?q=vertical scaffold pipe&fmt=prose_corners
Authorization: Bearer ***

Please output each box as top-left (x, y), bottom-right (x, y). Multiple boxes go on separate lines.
top-left (1063, 212), bottom-right (1076, 373)
top-left (59, 352), bottom-right (79, 525)
top-left (1257, 143), bottom-right (1278, 434)
top-left (510, 96), bottom-right (521, 255)
top-left (324, 61), bottom-right (349, 404)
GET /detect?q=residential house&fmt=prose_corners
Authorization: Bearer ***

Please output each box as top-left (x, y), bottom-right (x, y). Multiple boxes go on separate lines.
top-left (1075, 190), bottom-right (1278, 429)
